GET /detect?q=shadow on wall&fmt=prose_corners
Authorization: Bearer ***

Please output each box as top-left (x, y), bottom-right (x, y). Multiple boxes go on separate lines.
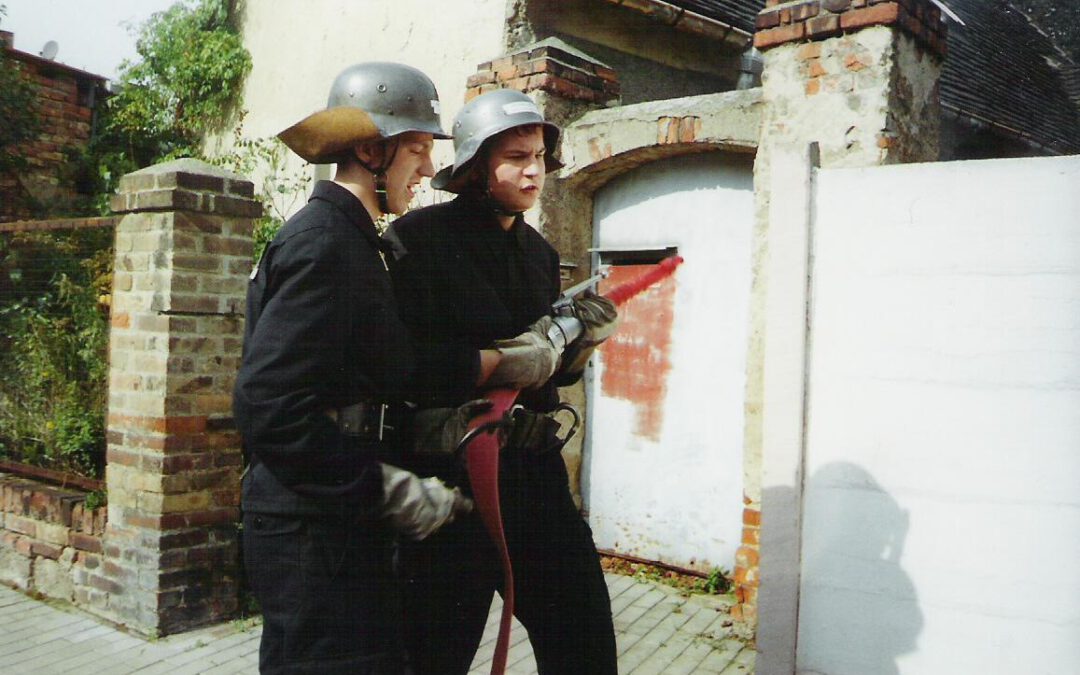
top-left (795, 462), bottom-right (923, 675)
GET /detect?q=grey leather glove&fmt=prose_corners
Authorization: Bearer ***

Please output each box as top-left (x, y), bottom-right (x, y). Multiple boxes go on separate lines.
top-left (562, 291), bottom-right (619, 375)
top-left (486, 316), bottom-right (561, 390)
top-left (574, 291), bottom-right (619, 344)
top-left (411, 399), bottom-right (493, 455)
top-left (379, 463), bottom-right (473, 541)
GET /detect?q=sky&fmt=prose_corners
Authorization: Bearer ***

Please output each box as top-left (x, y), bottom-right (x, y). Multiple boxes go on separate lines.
top-left (2, 0), bottom-right (179, 80)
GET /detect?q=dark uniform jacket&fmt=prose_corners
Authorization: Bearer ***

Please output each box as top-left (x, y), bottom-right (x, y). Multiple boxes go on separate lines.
top-left (386, 194), bottom-right (569, 415)
top-left (234, 181), bottom-right (414, 515)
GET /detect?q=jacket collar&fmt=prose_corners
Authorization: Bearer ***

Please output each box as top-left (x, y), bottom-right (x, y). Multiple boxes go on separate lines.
top-left (453, 193), bottom-right (529, 249)
top-left (310, 180), bottom-right (393, 254)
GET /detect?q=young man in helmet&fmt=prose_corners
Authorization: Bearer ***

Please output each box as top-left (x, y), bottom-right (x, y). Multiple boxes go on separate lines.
top-left (386, 89), bottom-right (620, 675)
top-left (234, 62), bottom-right (474, 674)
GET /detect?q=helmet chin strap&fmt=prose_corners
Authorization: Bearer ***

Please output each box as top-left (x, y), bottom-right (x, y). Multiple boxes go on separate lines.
top-left (473, 164), bottom-right (524, 218)
top-left (357, 139), bottom-right (400, 215)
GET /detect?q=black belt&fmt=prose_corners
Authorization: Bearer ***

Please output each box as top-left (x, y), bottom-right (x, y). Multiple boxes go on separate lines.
top-left (326, 401), bottom-right (413, 442)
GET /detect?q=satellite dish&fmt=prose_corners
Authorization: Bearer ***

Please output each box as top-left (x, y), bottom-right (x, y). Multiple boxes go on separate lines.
top-left (40, 40), bottom-right (58, 60)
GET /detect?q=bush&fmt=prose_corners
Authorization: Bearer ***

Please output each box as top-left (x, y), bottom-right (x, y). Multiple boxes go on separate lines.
top-left (0, 229), bottom-right (112, 478)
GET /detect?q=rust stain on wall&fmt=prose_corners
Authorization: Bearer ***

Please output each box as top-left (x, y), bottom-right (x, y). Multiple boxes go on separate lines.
top-left (599, 264), bottom-right (677, 441)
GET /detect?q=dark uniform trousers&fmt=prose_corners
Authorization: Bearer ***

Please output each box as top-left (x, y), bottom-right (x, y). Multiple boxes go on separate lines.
top-left (244, 511), bottom-right (405, 675)
top-left (387, 195), bottom-right (617, 675)
top-left (398, 447), bottom-right (617, 675)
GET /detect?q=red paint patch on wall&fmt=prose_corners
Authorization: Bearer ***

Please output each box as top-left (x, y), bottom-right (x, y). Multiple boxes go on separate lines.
top-left (599, 264), bottom-right (677, 441)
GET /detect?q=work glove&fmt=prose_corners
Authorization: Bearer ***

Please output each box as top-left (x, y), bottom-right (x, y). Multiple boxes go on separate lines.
top-left (411, 399), bottom-right (494, 456)
top-left (486, 316), bottom-right (561, 390)
top-left (379, 463), bottom-right (473, 541)
top-left (562, 291), bottom-right (619, 375)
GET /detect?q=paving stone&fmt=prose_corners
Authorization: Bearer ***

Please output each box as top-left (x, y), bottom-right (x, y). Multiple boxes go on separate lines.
top-left (0, 574), bottom-right (754, 674)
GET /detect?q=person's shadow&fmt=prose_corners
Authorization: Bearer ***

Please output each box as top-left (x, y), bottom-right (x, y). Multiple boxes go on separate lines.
top-left (793, 462), bottom-right (923, 675)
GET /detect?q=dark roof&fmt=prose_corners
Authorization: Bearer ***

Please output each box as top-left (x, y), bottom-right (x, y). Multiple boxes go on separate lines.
top-left (943, 0), bottom-right (1079, 154)
top-left (3, 45), bottom-right (109, 83)
top-left (668, 0), bottom-right (1080, 155)
top-left (667, 0), bottom-right (761, 33)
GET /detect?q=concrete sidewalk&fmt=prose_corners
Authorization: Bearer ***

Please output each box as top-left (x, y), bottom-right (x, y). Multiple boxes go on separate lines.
top-left (0, 573), bottom-right (753, 674)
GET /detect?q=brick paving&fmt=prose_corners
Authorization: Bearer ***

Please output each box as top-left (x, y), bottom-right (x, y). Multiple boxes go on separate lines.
top-left (0, 574), bottom-right (753, 674)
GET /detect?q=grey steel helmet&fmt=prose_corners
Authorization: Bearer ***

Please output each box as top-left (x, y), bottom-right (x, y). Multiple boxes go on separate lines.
top-left (278, 62), bottom-right (449, 164)
top-left (326, 62), bottom-right (450, 140)
top-left (432, 89), bottom-right (563, 192)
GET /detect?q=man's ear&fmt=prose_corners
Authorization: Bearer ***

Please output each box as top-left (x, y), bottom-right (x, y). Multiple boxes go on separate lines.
top-left (354, 141), bottom-right (384, 167)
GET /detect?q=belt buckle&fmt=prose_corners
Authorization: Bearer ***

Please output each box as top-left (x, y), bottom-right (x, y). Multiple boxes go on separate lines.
top-left (376, 403), bottom-right (393, 441)
top-left (335, 402), bottom-right (396, 440)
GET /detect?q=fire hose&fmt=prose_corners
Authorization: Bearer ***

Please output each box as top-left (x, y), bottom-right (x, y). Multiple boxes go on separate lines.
top-left (459, 255), bottom-right (684, 674)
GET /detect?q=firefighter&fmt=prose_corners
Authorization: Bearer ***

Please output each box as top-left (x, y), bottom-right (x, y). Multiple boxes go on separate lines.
top-left (386, 89), bottom-right (620, 675)
top-left (234, 62), bottom-right (473, 674)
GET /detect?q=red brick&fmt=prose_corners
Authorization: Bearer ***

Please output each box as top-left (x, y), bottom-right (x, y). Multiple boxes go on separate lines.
top-left (742, 508), bottom-right (762, 527)
top-left (796, 42), bottom-right (822, 60)
top-left (70, 532), bottom-right (103, 553)
top-left (754, 22), bottom-right (807, 49)
top-left (808, 60), bottom-right (828, 78)
top-left (845, 53), bottom-right (868, 71)
top-left (807, 14), bottom-right (841, 38)
top-left (31, 540), bottom-right (64, 559)
top-left (840, 2), bottom-right (900, 29)
top-left (465, 70), bottom-right (496, 88)
top-left (677, 117), bottom-right (700, 143)
top-left (756, 10), bottom-right (781, 29)
top-left (108, 414), bottom-right (168, 434)
top-left (792, 1), bottom-right (820, 21)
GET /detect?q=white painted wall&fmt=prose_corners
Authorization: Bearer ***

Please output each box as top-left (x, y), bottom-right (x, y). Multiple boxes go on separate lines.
top-left (796, 155), bottom-right (1080, 674)
top-left (209, 0), bottom-right (509, 212)
top-left (586, 152), bottom-right (754, 572)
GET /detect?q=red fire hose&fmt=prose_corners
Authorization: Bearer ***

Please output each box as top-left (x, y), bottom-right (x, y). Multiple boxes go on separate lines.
top-left (463, 255), bottom-right (684, 674)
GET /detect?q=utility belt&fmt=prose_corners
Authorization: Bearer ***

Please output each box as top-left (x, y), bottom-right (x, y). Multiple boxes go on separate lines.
top-left (325, 401), bottom-right (413, 443)
top-left (458, 403), bottom-right (581, 458)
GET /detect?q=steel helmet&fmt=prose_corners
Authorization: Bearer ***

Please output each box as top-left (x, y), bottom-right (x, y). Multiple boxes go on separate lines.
top-left (278, 62), bottom-right (450, 164)
top-left (432, 89), bottom-right (563, 193)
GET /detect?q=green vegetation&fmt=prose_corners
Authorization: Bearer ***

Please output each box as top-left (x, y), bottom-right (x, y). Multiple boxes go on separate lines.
top-left (0, 229), bottom-right (113, 477)
top-left (214, 117), bottom-right (310, 261)
top-left (77, 0), bottom-right (252, 213)
top-left (600, 556), bottom-right (732, 597)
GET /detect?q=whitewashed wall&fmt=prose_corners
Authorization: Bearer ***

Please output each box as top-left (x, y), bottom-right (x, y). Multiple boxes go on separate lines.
top-left (209, 0), bottom-right (509, 212)
top-left (793, 155), bottom-right (1080, 674)
top-left (586, 152), bottom-right (754, 572)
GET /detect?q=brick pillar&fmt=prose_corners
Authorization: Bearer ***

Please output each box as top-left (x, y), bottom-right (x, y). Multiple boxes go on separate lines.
top-left (745, 0), bottom-right (946, 668)
top-left (99, 158), bottom-right (258, 636)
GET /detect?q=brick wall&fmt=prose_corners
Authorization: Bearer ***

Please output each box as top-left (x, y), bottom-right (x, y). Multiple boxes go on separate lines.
top-left (0, 159), bottom-right (259, 637)
top-left (0, 474), bottom-right (107, 600)
top-left (754, 0), bottom-right (947, 57)
top-left (0, 34), bottom-right (107, 222)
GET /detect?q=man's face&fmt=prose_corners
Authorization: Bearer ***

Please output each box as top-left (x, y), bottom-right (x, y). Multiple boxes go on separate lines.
top-left (383, 131), bottom-right (436, 215)
top-left (485, 126), bottom-right (546, 214)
